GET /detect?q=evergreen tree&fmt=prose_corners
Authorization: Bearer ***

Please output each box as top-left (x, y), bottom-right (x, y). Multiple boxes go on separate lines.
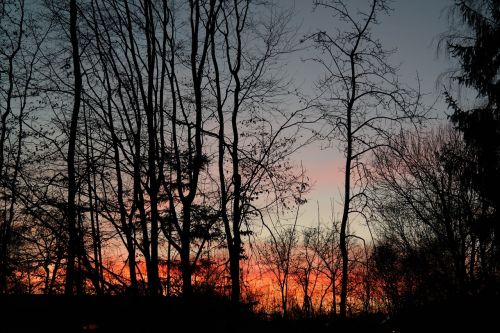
top-left (445, 0), bottom-right (500, 279)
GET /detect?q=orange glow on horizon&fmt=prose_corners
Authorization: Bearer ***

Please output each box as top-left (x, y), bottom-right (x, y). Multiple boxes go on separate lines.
top-left (11, 244), bottom-right (384, 315)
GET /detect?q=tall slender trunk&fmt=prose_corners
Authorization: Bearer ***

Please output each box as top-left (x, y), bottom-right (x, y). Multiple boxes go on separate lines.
top-left (332, 274), bottom-right (337, 316)
top-left (65, 0), bottom-right (82, 295)
top-left (212, 23), bottom-right (233, 302)
top-left (211, 3), bottom-right (241, 304)
top-left (339, 156), bottom-right (350, 318)
top-left (181, 205), bottom-right (192, 296)
top-left (174, 0), bottom-right (216, 297)
top-left (339, 43), bottom-right (357, 318)
top-left (158, 0), bottom-right (171, 297)
top-left (213, 0), bottom-right (247, 305)
top-left (166, 219), bottom-right (172, 297)
top-left (83, 106), bottom-right (102, 294)
top-left (134, 133), bottom-right (151, 283)
top-left (144, 0), bottom-right (160, 296)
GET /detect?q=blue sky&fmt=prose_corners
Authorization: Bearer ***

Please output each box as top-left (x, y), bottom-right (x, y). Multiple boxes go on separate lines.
top-left (273, 0), bottom-right (452, 236)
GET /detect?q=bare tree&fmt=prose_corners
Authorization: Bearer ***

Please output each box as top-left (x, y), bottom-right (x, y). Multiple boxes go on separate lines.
top-left (258, 224), bottom-right (298, 318)
top-left (257, 179), bottom-right (308, 318)
top-left (64, 0), bottom-right (83, 295)
top-left (370, 126), bottom-right (487, 302)
top-left (209, 0), bottom-right (313, 305)
top-left (310, 205), bottom-right (342, 316)
top-left (0, 0), bottom-right (27, 293)
top-left (0, 0), bottom-right (45, 293)
top-left (292, 227), bottom-right (321, 318)
top-left (307, 0), bottom-right (423, 318)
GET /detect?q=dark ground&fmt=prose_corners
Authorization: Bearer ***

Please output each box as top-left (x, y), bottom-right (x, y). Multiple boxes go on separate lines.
top-left (0, 294), bottom-right (498, 333)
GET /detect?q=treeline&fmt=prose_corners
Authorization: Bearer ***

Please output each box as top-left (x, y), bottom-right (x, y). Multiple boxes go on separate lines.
top-left (0, 0), bottom-right (498, 322)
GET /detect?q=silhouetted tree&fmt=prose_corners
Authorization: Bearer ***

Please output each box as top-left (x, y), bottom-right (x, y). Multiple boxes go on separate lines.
top-left (210, 0), bottom-right (314, 305)
top-left (308, 0), bottom-right (423, 318)
top-left (0, 0), bottom-right (28, 293)
top-left (309, 203), bottom-right (342, 316)
top-left (0, 0), bottom-right (45, 293)
top-left (257, 182), bottom-right (308, 318)
top-left (443, 0), bottom-right (500, 275)
top-left (64, 0), bottom-right (83, 296)
top-left (370, 126), bottom-right (490, 307)
top-left (292, 228), bottom-right (320, 318)
top-left (258, 224), bottom-right (299, 319)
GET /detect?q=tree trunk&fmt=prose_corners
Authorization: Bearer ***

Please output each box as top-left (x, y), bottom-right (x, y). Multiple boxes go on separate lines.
top-left (229, 240), bottom-right (241, 304)
top-left (339, 130), bottom-right (352, 318)
top-left (181, 205), bottom-right (192, 296)
top-left (144, 0), bottom-right (160, 296)
top-left (65, 0), bottom-right (82, 296)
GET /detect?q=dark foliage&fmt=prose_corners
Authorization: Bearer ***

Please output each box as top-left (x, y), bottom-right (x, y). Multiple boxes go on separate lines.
top-left (0, 294), bottom-right (395, 333)
top-left (446, 0), bottom-right (500, 273)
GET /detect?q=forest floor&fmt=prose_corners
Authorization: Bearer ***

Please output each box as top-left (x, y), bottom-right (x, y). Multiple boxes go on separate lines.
top-left (0, 294), bottom-right (498, 333)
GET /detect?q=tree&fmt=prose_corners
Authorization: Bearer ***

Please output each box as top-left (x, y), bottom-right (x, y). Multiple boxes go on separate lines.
top-left (292, 228), bottom-right (321, 318)
top-left (443, 0), bottom-right (500, 274)
top-left (64, 0), bottom-right (83, 296)
top-left (258, 224), bottom-right (299, 319)
top-left (308, 0), bottom-right (423, 318)
top-left (0, 0), bottom-right (45, 293)
top-left (309, 204), bottom-right (342, 316)
top-left (370, 126), bottom-right (490, 304)
top-left (257, 181), bottom-right (308, 318)
top-left (210, 0), bottom-right (312, 305)
top-left (0, 0), bottom-right (28, 293)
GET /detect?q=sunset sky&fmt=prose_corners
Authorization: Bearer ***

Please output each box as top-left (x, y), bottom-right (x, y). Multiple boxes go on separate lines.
top-left (2, 1), bottom-right (497, 328)
top-left (277, 0), bottom-right (451, 236)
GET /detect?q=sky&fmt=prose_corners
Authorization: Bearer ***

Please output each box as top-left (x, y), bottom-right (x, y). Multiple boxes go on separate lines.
top-left (274, 0), bottom-right (452, 238)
